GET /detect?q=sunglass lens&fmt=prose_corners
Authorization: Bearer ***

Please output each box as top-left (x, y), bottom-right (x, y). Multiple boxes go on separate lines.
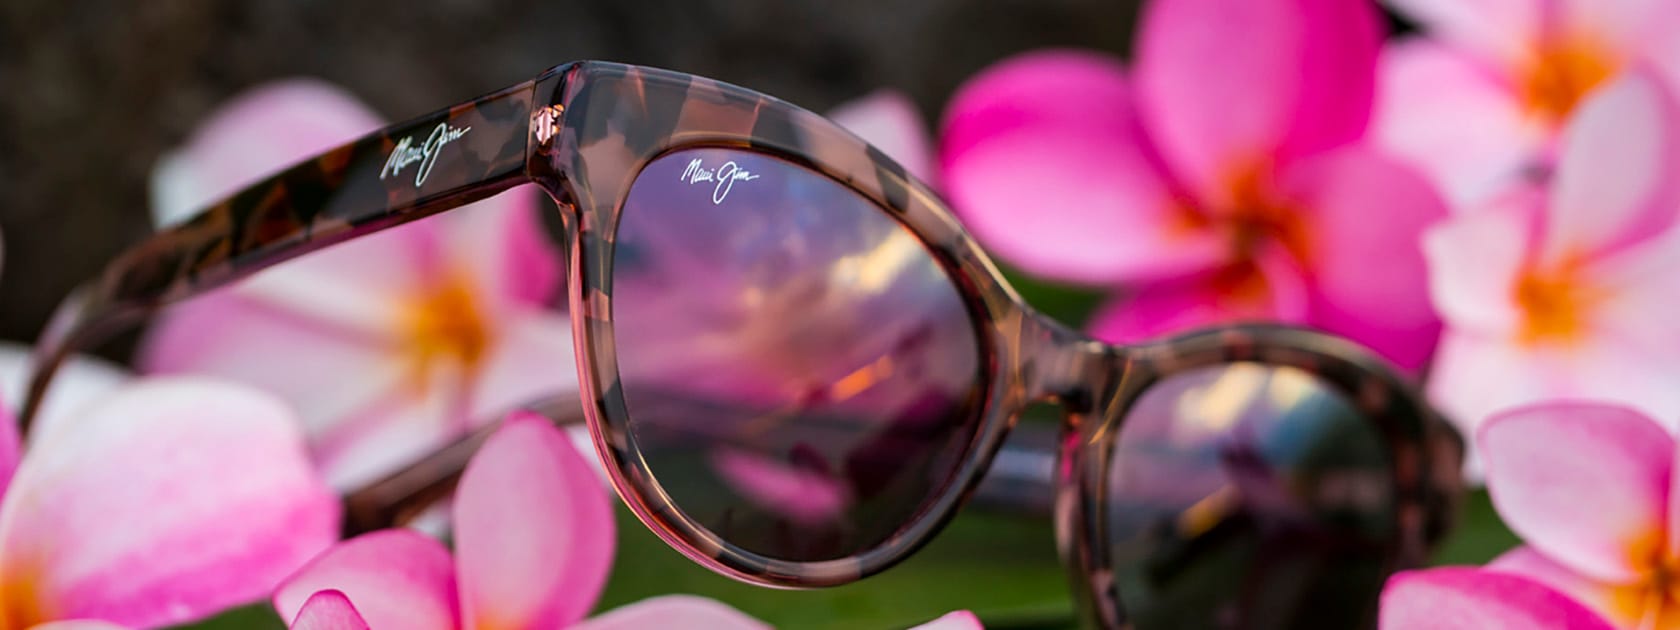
top-left (1105, 362), bottom-right (1395, 629)
top-left (610, 147), bottom-right (987, 562)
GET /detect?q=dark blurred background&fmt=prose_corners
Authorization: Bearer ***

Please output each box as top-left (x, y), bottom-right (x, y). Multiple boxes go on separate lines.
top-left (0, 0), bottom-right (1141, 346)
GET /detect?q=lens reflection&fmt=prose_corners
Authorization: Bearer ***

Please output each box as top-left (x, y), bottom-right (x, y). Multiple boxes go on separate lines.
top-left (1106, 363), bottom-right (1394, 629)
top-left (611, 147), bottom-right (985, 562)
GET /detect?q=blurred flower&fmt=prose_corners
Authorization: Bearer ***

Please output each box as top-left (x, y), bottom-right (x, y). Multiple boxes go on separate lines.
top-left (938, 0), bottom-right (1447, 370)
top-left (0, 343), bottom-right (127, 438)
top-left (1469, 402), bottom-right (1680, 627)
top-left (0, 378), bottom-right (339, 629)
top-left (273, 412), bottom-right (981, 630)
top-left (1377, 0), bottom-right (1680, 206)
top-left (828, 90), bottom-right (937, 184)
top-left (141, 79), bottom-right (575, 490)
top-left (1425, 70), bottom-right (1680, 443)
top-left (1379, 567), bottom-right (1612, 629)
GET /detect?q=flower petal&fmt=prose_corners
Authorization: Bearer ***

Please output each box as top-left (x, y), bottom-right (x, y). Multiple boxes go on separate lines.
top-left (1424, 331), bottom-right (1548, 479)
top-left (1422, 191), bottom-right (1538, 336)
top-left (1087, 252), bottom-right (1310, 345)
top-left (310, 380), bottom-right (453, 490)
top-left (1429, 330), bottom-right (1680, 482)
top-left (1136, 0), bottom-right (1379, 200)
top-left (140, 290), bottom-right (406, 441)
top-left (463, 313), bottom-right (578, 425)
top-left (1383, 0), bottom-right (1541, 68)
top-left (273, 530), bottom-right (458, 630)
top-left (1558, 0), bottom-right (1680, 59)
top-left (454, 411), bottom-right (615, 629)
top-left (830, 90), bottom-right (938, 185)
top-left (150, 79), bottom-right (384, 229)
top-left (1284, 148), bottom-right (1447, 371)
top-left (27, 621), bottom-right (129, 630)
top-left (1546, 68), bottom-right (1680, 263)
top-left (289, 590), bottom-right (372, 630)
top-left (1589, 228), bottom-right (1680, 352)
top-left (911, 610), bottom-right (985, 629)
top-left (1373, 40), bottom-right (1543, 208)
top-left (0, 392), bottom-right (16, 505)
top-left (1490, 546), bottom-right (1642, 627)
top-left (1479, 402), bottom-right (1672, 583)
top-left (939, 50), bottom-right (1227, 284)
top-left (572, 596), bottom-right (770, 630)
top-left (0, 378), bottom-right (340, 629)
top-left (441, 189), bottom-right (559, 318)
top-left (0, 341), bottom-right (129, 444)
top-left (1379, 567), bottom-right (1614, 629)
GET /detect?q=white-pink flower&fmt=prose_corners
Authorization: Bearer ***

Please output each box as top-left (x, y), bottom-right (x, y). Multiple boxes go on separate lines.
top-left (1424, 69), bottom-right (1680, 448)
top-left (1471, 403), bottom-right (1680, 627)
top-left (1377, 0), bottom-right (1680, 206)
top-left (140, 80), bottom-right (575, 490)
top-left (0, 378), bottom-right (339, 629)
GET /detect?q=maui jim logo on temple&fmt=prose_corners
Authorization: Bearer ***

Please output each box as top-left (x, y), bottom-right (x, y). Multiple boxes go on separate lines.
top-left (381, 122), bottom-right (472, 188)
top-left (681, 158), bottom-right (759, 204)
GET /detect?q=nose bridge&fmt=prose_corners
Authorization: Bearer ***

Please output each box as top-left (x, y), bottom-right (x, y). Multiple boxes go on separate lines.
top-left (1011, 309), bottom-right (1125, 421)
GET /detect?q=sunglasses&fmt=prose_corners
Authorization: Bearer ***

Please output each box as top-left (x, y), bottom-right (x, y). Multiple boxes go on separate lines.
top-left (23, 61), bottom-right (1464, 628)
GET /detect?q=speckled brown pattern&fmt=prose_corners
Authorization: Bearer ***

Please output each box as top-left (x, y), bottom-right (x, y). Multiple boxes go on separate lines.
top-left (24, 60), bottom-right (1462, 628)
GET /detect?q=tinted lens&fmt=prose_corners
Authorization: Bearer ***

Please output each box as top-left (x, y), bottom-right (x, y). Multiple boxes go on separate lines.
top-left (1106, 363), bottom-right (1394, 629)
top-left (610, 147), bottom-right (986, 562)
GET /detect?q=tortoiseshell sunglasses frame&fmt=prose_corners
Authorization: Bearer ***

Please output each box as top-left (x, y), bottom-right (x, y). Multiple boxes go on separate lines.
top-left (21, 61), bottom-right (1463, 627)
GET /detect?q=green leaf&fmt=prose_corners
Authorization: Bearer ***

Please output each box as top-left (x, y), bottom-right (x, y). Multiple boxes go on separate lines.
top-left (1430, 489), bottom-right (1520, 566)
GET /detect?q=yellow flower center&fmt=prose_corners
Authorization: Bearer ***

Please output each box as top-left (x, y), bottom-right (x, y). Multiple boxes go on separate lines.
top-left (1513, 260), bottom-right (1602, 346)
top-left (1522, 37), bottom-right (1617, 124)
top-left (400, 271), bottom-right (492, 391)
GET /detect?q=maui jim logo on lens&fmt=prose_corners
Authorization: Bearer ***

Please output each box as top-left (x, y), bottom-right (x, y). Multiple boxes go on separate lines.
top-left (681, 158), bottom-right (760, 204)
top-left (381, 123), bottom-right (472, 188)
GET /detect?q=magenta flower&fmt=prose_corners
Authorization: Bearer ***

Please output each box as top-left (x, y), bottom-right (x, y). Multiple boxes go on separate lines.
top-left (1459, 402), bottom-right (1680, 627)
top-left (0, 378), bottom-right (339, 629)
top-left (140, 80), bottom-right (575, 489)
top-left (939, 0), bottom-right (1448, 370)
top-left (1424, 69), bottom-right (1680, 440)
top-left (274, 412), bottom-right (980, 630)
top-left (1377, 0), bottom-right (1680, 206)
top-left (1380, 567), bottom-right (1613, 629)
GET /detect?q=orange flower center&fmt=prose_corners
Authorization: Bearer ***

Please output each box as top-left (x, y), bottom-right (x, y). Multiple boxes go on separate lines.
top-left (1513, 260), bottom-right (1602, 346)
top-left (0, 570), bottom-right (50, 630)
top-left (1607, 530), bottom-right (1680, 626)
top-left (401, 271), bottom-right (492, 390)
top-left (1522, 37), bottom-right (1617, 124)
top-left (1223, 166), bottom-right (1313, 265)
top-left (1166, 165), bottom-right (1312, 313)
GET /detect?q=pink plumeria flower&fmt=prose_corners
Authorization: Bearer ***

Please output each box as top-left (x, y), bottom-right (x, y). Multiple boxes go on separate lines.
top-left (0, 378), bottom-right (339, 629)
top-left (1463, 402), bottom-right (1680, 627)
top-left (273, 412), bottom-right (980, 630)
top-left (1425, 69), bottom-right (1680, 447)
top-left (1377, 0), bottom-right (1680, 206)
top-left (938, 0), bottom-right (1448, 370)
top-left (1380, 567), bottom-right (1613, 629)
top-left (141, 79), bottom-right (576, 490)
